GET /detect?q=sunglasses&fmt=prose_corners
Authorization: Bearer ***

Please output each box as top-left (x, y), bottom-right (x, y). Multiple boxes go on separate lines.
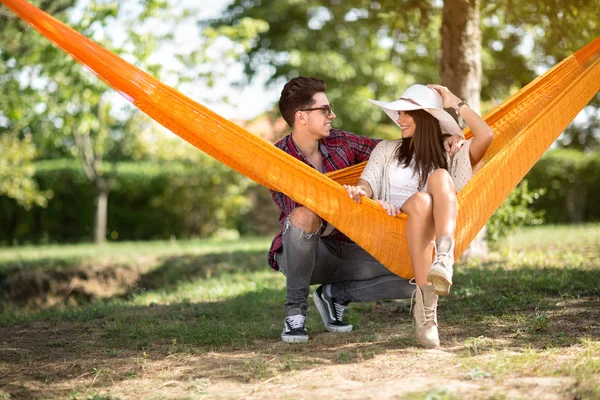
top-left (300, 105), bottom-right (334, 118)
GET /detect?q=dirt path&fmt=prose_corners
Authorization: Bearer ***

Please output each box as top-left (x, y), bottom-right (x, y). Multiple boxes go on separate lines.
top-left (1, 309), bottom-right (598, 400)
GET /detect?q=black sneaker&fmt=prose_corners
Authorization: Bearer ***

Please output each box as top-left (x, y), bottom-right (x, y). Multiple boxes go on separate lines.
top-left (281, 315), bottom-right (309, 343)
top-left (312, 285), bottom-right (353, 333)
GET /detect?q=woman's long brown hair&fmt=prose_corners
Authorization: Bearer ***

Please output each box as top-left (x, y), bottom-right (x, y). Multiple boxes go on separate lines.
top-left (394, 109), bottom-right (448, 190)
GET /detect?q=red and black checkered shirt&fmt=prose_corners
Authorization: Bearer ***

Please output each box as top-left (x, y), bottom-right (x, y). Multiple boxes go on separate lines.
top-left (268, 129), bottom-right (380, 270)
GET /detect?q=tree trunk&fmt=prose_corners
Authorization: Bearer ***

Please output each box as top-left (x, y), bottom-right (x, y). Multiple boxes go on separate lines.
top-left (567, 186), bottom-right (586, 223)
top-left (94, 178), bottom-right (109, 244)
top-left (441, 0), bottom-right (487, 257)
top-left (441, 0), bottom-right (482, 114)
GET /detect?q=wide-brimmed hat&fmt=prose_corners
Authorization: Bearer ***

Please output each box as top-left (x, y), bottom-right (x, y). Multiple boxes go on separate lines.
top-left (369, 84), bottom-right (464, 138)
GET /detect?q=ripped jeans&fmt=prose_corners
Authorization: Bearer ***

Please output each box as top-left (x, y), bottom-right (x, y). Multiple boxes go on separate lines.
top-left (276, 218), bottom-right (414, 316)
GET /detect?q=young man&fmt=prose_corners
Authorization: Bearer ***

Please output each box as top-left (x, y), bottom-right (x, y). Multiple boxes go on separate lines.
top-left (270, 76), bottom-right (417, 343)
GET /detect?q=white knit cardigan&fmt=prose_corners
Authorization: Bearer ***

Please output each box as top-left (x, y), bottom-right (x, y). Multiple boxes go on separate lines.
top-left (360, 139), bottom-right (473, 201)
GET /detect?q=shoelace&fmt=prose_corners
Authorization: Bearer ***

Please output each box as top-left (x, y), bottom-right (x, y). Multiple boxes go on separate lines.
top-left (431, 241), bottom-right (453, 270)
top-left (286, 315), bottom-right (306, 330)
top-left (421, 304), bottom-right (437, 325)
top-left (333, 302), bottom-right (346, 321)
top-left (409, 280), bottom-right (437, 326)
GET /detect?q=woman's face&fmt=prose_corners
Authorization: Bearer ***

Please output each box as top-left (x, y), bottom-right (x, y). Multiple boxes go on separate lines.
top-left (397, 111), bottom-right (416, 138)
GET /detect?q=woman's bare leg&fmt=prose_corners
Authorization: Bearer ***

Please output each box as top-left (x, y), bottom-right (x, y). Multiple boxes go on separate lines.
top-left (402, 192), bottom-right (440, 348)
top-left (401, 192), bottom-right (435, 287)
top-left (425, 169), bottom-right (458, 295)
top-left (426, 169), bottom-right (457, 238)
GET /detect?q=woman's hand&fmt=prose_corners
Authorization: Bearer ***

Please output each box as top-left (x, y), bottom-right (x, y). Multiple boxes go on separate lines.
top-left (428, 85), bottom-right (494, 166)
top-left (344, 184), bottom-right (368, 203)
top-left (376, 200), bottom-right (401, 217)
top-left (427, 84), bottom-right (462, 110)
top-left (443, 135), bottom-right (465, 157)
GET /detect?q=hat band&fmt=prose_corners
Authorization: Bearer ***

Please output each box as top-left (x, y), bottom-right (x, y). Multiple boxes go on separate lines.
top-left (398, 97), bottom-right (422, 107)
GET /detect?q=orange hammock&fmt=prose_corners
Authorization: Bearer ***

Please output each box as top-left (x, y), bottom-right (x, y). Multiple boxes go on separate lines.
top-left (3, 0), bottom-right (600, 278)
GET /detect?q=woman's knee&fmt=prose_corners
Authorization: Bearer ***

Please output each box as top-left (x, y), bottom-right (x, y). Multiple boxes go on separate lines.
top-left (289, 207), bottom-right (321, 232)
top-left (406, 192), bottom-right (433, 218)
top-left (428, 169), bottom-right (455, 192)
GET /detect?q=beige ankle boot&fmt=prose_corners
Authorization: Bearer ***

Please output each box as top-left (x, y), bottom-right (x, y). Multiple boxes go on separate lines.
top-left (427, 236), bottom-right (455, 295)
top-left (411, 284), bottom-right (440, 349)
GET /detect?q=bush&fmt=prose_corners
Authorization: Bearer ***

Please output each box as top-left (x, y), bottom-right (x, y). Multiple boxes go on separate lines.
top-left (9, 149), bottom-right (596, 246)
top-left (486, 180), bottom-right (545, 245)
top-left (0, 157), bottom-right (254, 245)
top-left (525, 149), bottom-right (600, 223)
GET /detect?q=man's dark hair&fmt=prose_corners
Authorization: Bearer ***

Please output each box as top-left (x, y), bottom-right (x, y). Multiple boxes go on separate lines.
top-left (279, 76), bottom-right (326, 128)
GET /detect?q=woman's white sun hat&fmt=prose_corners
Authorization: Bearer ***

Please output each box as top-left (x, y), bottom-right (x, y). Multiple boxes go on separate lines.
top-left (369, 84), bottom-right (464, 138)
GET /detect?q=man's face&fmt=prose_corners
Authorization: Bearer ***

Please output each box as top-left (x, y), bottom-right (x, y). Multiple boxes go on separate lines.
top-left (299, 92), bottom-right (336, 139)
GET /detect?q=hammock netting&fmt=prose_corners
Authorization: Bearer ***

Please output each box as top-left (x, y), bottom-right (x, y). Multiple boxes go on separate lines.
top-left (3, 0), bottom-right (599, 278)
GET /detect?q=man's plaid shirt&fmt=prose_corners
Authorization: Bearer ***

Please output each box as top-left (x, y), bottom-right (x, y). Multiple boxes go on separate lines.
top-left (268, 129), bottom-right (380, 270)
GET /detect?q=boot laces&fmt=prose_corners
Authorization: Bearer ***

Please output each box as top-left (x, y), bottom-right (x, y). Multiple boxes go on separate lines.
top-left (422, 304), bottom-right (437, 325)
top-left (409, 280), bottom-right (437, 326)
top-left (432, 240), bottom-right (453, 270)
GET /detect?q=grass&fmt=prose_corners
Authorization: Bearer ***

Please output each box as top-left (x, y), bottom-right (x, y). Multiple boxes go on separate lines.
top-left (0, 236), bottom-right (271, 272)
top-left (0, 224), bottom-right (599, 399)
top-left (501, 223), bottom-right (600, 249)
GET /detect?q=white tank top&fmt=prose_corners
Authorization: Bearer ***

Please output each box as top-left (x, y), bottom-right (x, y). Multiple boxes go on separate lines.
top-left (388, 161), bottom-right (427, 209)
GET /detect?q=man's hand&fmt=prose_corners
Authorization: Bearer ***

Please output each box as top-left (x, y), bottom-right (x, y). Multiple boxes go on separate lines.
top-left (444, 135), bottom-right (464, 157)
top-left (344, 184), bottom-right (368, 203)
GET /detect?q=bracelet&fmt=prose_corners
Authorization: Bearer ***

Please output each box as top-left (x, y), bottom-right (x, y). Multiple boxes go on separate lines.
top-left (455, 100), bottom-right (469, 114)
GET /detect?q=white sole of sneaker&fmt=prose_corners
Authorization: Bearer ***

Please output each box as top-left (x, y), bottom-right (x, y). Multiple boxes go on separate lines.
top-left (312, 290), bottom-right (353, 333)
top-left (325, 324), bottom-right (353, 333)
top-left (281, 335), bottom-right (308, 343)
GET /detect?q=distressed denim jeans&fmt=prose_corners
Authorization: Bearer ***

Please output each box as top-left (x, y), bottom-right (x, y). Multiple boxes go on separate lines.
top-left (276, 218), bottom-right (414, 316)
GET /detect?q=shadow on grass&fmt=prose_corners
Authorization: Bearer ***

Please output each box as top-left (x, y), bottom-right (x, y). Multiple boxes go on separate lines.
top-left (439, 263), bottom-right (600, 351)
top-left (0, 249), bottom-right (268, 308)
top-left (132, 249), bottom-right (267, 293)
top-left (1, 257), bottom-right (599, 399)
top-left (450, 262), bottom-right (600, 316)
top-left (0, 285), bottom-right (420, 399)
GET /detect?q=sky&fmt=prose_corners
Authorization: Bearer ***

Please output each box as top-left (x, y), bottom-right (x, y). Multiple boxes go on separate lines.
top-left (174, 0), bottom-right (280, 120)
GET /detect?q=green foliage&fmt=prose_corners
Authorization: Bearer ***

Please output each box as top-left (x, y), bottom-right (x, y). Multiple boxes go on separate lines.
top-left (486, 180), bottom-right (545, 246)
top-left (206, 0), bottom-right (443, 135)
top-left (0, 158), bottom-right (253, 245)
top-left (0, 0), bottom-right (206, 162)
top-left (0, 1), bottom-right (74, 208)
top-left (0, 134), bottom-right (51, 209)
top-left (557, 102), bottom-right (600, 150)
top-left (1, 0), bottom-right (210, 242)
top-left (498, 0), bottom-right (600, 64)
top-left (206, 1), bottom-right (600, 141)
top-left (525, 149), bottom-right (600, 223)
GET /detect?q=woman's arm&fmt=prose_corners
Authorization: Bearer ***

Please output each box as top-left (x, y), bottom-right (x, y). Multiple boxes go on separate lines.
top-left (428, 84), bottom-right (494, 166)
top-left (457, 104), bottom-right (494, 165)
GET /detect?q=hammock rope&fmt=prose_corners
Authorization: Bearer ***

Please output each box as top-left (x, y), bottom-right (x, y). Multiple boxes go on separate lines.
top-left (2, 0), bottom-right (599, 278)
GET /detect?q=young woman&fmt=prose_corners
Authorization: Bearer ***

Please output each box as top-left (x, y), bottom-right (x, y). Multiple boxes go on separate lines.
top-left (344, 84), bottom-right (493, 348)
